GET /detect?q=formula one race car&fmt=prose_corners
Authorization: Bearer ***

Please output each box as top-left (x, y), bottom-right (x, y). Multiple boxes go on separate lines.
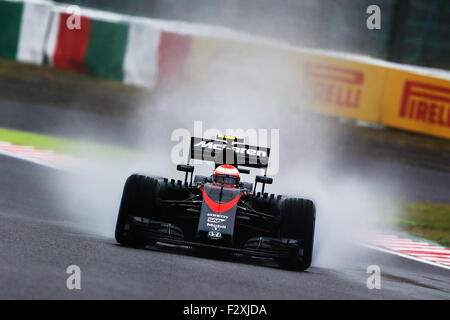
top-left (115, 135), bottom-right (316, 270)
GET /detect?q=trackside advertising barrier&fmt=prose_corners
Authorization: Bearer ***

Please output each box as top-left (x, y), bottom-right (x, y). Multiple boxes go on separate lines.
top-left (0, 0), bottom-right (449, 139)
top-left (0, 0), bottom-right (191, 87)
top-left (0, 0), bottom-right (51, 64)
top-left (186, 36), bottom-right (387, 123)
top-left (382, 70), bottom-right (450, 139)
top-left (44, 9), bottom-right (192, 86)
top-left (292, 51), bottom-right (388, 123)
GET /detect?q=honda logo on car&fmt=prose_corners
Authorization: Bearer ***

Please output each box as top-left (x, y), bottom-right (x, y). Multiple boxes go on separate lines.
top-left (399, 81), bottom-right (450, 127)
top-left (194, 141), bottom-right (267, 157)
top-left (208, 231), bottom-right (222, 239)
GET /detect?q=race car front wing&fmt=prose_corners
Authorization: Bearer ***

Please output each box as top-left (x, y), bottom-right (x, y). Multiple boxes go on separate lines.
top-left (128, 216), bottom-right (302, 258)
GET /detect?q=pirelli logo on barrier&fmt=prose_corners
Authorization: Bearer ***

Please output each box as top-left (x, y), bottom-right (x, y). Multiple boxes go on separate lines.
top-left (399, 81), bottom-right (450, 127)
top-left (305, 63), bottom-right (365, 108)
top-left (382, 71), bottom-right (450, 139)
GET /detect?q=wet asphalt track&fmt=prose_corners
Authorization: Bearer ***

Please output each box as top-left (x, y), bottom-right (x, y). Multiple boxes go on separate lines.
top-left (0, 98), bottom-right (449, 299)
top-left (0, 154), bottom-right (449, 299)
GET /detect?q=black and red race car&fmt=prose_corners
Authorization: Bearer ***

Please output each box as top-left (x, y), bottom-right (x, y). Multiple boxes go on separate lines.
top-left (115, 135), bottom-right (316, 270)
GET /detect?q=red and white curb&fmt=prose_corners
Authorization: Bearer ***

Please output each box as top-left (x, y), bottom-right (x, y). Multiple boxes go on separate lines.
top-left (1, 141), bottom-right (449, 270)
top-left (367, 234), bottom-right (450, 270)
top-left (0, 141), bottom-right (78, 170)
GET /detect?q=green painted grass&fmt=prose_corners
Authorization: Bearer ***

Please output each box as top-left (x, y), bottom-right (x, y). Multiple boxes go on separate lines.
top-left (0, 127), bottom-right (138, 160)
top-left (395, 201), bottom-right (450, 247)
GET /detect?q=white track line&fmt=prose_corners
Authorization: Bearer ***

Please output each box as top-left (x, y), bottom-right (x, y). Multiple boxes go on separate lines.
top-left (369, 234), bottom-right (450, 270)
top-left (365, 245), bottom-right (450, 270)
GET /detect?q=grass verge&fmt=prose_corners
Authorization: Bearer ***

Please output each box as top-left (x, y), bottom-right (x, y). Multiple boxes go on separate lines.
top-left (394, 201), bottom-right (450, 247)
top-left (0, 127), bottom-right (138, 160)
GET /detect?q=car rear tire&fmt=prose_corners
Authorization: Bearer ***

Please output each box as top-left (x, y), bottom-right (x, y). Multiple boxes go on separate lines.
top-left (115, 174), bottom-right (160, 248)
top-left (275, 198), bottom-right (316, 271)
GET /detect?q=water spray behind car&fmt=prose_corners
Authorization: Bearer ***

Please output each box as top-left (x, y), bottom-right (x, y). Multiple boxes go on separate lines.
top-left (50, 42), bottom-right (401, 270)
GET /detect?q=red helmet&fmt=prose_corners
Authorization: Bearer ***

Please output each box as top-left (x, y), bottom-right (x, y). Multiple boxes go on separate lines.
top-left (213, 164), bottom-right (240, 185)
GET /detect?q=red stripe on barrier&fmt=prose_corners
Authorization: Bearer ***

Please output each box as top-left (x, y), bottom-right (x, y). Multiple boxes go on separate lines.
top-left (156, 31), bottom-right (192, 87)
top-left (53, 13), bottom-right (92, 74)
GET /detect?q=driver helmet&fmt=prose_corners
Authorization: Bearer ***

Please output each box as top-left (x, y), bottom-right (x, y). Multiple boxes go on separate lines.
top-left (213, 164), bottom-right (240, 186)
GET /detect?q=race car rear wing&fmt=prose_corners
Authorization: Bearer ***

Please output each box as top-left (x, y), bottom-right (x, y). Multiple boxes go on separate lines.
top-left (189, 136), bottom-right (270, 169)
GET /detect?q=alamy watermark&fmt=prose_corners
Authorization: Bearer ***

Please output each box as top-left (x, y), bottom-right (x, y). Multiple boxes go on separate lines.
top-left (366, 265), bottom-right (381, 289)
top-left (66, 5), bottom-right (82, 30)
top-left (171, 121), bottom-right (280, 175)
top-left (366, 5), bottom-right (381, 30)
top-left (63, 5), bottom-right (380, 32)
top-left (66, 265), bottom-right (81, 290)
